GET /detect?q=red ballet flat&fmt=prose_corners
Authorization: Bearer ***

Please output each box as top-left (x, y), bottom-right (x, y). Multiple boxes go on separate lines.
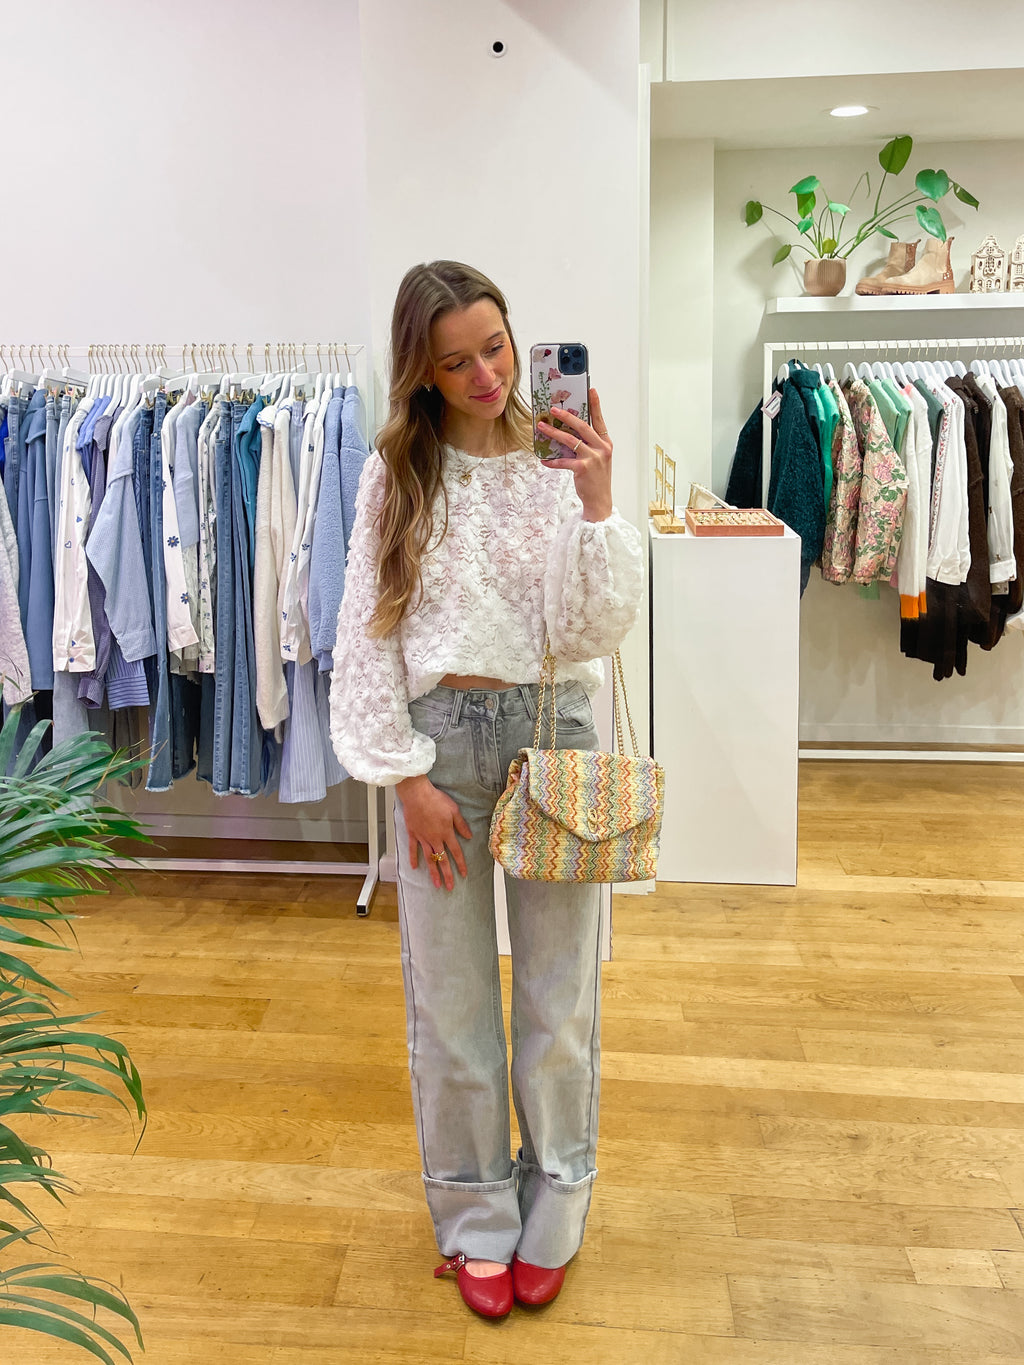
top-left (511, 1253), bottom-right (566, 1305)
top-left (434, 1254), bottom-right (513, 1318)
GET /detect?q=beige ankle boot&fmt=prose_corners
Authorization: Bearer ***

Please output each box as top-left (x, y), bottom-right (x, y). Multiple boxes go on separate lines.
top-left (855, 240), bottom-right (919, 295)
top-left (881, 235), bottom-right (955, 295)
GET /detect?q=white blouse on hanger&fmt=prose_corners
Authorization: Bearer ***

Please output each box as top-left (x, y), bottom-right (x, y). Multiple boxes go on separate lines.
top-left (974, 374), bottom-right (1016, 591)
top-left (925, 380), bottom-right (971, 586)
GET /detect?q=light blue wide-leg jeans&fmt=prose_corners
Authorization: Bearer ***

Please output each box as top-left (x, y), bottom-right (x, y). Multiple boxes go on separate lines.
top-left (393, 680), bottom-right (603, 1269)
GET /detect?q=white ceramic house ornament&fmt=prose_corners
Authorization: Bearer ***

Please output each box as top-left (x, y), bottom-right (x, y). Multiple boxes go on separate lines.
top-left (970, 234), bottom-right (1007, 292)
top-left (1009, 235), bottom-right (1024, 292)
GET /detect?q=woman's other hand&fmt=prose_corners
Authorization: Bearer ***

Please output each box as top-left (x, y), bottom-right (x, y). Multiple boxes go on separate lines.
top-left (395, 774), bottom-right (471, 892)
top-left (536, 387), bottom-right (614, 522)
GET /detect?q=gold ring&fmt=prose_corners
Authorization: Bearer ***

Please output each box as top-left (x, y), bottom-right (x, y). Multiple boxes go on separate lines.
top-left (429, 851), bottom-right (445, 863)
top-left (572, 438), bottom-right (582, 454)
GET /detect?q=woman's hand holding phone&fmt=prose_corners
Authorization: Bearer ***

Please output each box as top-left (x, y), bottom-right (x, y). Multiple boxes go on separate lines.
top-left (536, 387), bottom-right (615, 523)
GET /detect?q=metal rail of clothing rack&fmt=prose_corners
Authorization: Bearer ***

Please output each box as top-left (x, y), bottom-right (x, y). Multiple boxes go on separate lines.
top-left (761, 333), bottom-right (1024, 766)
top-left (5, 338), bottom-right (386, 913)
top-left (120, 784), bottom-right (385, 916)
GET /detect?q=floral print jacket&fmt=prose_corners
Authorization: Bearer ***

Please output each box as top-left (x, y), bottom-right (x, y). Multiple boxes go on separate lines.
top-left (841, 379), bottom-right (909, 585)
top-left (821, 380), bottom-right (862, 584)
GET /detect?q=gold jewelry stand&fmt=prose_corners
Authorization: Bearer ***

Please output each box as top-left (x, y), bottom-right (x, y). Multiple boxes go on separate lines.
top-left (649, 446), bottom-right (686, 533)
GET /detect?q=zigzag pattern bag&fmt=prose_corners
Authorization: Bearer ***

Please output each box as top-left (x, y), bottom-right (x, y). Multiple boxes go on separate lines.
top-left (488, 645), bottom-right (664, 883)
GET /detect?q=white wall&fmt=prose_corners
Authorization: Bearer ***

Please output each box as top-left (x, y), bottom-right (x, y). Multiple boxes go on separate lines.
top-left (1, 0), bottom-right (372, 342)
top-left (664, 0), bottom-right (1024, 81)
top-left (650, 138), bottom-right (714, 487)
top-left (357, 0), bottom-right (648, 709)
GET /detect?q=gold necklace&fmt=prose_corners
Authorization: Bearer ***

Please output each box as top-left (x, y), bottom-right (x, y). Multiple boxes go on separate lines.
top-left (449, 446), bottom-right (516, 489)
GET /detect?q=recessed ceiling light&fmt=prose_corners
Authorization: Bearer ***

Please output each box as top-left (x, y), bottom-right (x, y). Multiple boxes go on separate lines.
top-left (830, 104), bottom-right (872, 118)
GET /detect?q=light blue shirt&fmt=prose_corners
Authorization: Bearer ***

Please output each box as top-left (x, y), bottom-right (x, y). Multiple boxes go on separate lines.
top-left (86, 404), bottom-right (157, 662)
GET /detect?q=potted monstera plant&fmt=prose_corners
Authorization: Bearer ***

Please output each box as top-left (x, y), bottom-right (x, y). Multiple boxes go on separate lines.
top-left (0, 707), bottom-right (149, 1363)
top-left (744, 134), bottom-right (980, 295)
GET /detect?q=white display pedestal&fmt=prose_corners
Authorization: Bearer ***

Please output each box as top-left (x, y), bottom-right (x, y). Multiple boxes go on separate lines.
top-left (650, 523), bottom-right (800, 885)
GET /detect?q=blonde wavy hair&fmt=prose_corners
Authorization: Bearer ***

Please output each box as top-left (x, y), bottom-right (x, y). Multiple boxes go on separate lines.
top-left (369, 260), bottom-right (533, 637)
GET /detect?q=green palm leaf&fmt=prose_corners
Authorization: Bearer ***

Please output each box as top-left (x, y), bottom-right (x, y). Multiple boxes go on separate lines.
top-left (0, 707), bottom-right (149, 1361)
top-left (2, 1291), bottom-right (137, 1360)
top-left (13, 1273), bottom-right (143, 1340)
top-left (0, 951), bottom-right (64, 993)
top-left (0, 1308), bottom-right (122, 1365)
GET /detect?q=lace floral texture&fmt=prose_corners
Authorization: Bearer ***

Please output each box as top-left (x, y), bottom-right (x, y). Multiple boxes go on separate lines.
top-left (329, 447), bottom-right (644, 786)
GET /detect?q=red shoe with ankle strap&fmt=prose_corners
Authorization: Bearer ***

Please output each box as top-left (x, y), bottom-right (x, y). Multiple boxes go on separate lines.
top-left (434, 1254), bottom-right (513, 1318)
top-left (511, 1253), bottom-right (566, 1305)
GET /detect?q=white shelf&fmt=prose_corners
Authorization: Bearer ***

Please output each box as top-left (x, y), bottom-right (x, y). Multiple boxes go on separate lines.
top-left (766, 293), bottom-right (1024, 315)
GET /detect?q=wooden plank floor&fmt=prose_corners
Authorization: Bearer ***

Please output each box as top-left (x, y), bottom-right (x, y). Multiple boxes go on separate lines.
top-left (6, 760), bottom-right (1024, 1363)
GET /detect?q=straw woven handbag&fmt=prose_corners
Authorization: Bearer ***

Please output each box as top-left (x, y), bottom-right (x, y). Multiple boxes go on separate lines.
top-left (488, 644), bottom-right (664, 883)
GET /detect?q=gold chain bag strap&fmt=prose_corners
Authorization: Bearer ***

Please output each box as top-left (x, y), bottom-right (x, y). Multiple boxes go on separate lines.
top-left (488, 641), bottom-right (665, 883)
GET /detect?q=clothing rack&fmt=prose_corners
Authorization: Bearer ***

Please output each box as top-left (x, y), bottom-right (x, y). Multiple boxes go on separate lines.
top-left (0, 340), bottom-right (373, 433)
top-left (761, 333), bottom-right (1024, 766)
top-left (2, 338), bottom-right (385, 913)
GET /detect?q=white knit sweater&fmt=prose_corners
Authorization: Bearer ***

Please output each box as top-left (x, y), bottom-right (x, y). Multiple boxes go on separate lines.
top-left (329, 446), bottom-right (644, 786)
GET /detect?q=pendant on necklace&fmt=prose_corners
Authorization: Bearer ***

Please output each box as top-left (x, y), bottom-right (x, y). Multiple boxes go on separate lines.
top-left (458, 470), bottom-right (472, 486)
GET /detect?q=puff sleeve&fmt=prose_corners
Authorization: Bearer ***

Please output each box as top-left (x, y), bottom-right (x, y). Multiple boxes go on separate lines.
top-left (329, 454), bottom-right (436, 786)
top-left (544, 480), bottom-right (644, 663)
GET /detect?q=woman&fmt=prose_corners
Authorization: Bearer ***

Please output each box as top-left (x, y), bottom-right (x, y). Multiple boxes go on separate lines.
top-left (330, 260), bottom-right (643, 1318)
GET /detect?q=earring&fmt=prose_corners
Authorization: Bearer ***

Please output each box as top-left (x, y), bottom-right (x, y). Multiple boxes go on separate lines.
top-left (423, 382), bottom-right (433, 392)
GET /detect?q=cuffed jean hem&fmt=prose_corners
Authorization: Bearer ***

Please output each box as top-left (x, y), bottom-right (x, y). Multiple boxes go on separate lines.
top-left (516, 1158), bottom-right (597, 1268)
top-left (424, 1173), bottom-right (522, 1263)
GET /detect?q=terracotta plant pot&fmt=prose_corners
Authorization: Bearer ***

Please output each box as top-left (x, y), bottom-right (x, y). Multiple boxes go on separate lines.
top-left (803, 257), bottom-right (847, 296)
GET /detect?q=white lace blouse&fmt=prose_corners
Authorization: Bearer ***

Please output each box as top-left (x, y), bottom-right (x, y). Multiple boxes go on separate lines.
top-left (329, 445), bottom-right (644, 786)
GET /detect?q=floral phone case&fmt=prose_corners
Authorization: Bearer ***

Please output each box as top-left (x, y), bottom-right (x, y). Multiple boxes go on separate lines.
top-left (531, 343), bottom-right (590, 460)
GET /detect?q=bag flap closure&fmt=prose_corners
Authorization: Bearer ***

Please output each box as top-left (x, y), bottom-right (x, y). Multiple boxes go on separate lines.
top-left (517, 748), bottom-right (662, 842)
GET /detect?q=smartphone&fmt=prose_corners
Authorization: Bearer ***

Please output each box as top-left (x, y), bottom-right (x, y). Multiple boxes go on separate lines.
top-left (531, 343), bottom-right (590, 460)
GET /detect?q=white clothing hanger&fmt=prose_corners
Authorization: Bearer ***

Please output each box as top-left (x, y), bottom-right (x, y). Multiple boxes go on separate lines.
top-left (776, 362), bottom-right (790, 384)
top-left (841, 361), bottom-right (858, 383)
top-left (1005, 345), bottom-right (1020, 380)
top-left (858, 360), bottom-right (874, 380)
